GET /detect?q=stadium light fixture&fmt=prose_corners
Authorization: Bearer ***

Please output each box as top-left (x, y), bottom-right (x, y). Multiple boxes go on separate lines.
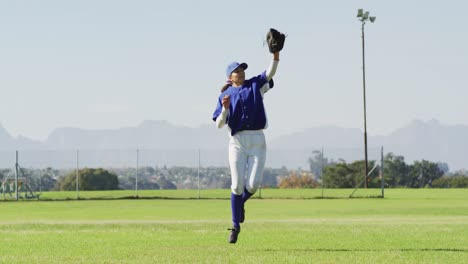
top-left (363, 11), bottom-right (369, 20)
top-left (357, 9), bottom-right (363, 18)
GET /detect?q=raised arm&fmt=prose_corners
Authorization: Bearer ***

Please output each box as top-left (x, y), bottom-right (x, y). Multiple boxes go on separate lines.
top-left (266, 52), bottom-right (280, 81)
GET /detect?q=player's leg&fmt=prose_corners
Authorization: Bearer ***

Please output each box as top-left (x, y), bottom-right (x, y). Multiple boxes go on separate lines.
top-left (228, 134), bottom-right (247, 243)
top-left (242, 131), bottom-right (267, 222)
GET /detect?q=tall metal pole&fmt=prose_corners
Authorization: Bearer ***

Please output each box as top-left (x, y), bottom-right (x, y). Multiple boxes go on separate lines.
top-left (361, 22), bottom-right (369, 188)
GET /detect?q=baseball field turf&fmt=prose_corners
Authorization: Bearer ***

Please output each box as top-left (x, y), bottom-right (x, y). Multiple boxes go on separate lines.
top-left (1, 189), bottom-right (467, 263)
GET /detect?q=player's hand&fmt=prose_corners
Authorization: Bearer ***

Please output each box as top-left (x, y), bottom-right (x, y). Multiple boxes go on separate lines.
top-left (274, 51), bottom-right (280, 61)
top-left (222, 95), bottom-right (230, 109)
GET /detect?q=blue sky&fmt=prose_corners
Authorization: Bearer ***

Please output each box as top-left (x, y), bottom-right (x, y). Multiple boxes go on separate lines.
top-left (1, 0), bottom-right (467, 141)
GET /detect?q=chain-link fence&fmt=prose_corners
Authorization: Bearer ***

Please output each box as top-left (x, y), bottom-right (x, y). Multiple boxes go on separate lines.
top-left (0, 147), bottom-right (386, 200)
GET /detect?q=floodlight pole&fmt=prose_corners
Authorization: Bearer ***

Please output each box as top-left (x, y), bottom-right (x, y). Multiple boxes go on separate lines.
top-left (361, 21), bottom-right (369, 188)
top-left (357, 9), bottom-right (375, 188)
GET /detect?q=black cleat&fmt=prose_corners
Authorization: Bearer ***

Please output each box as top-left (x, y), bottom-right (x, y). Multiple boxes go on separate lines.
top-left (228, 227), bottom-right (240, 244)
top-left (240, 207), bottom-right (245, 223)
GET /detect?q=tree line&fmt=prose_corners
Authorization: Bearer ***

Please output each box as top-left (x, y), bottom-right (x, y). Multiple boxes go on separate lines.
top-left (308, 151), bottom-right (468, 188)
top-left (0, 166), bottom-right (287, 191)
top-left (1, 151), bottom-right (467, 191)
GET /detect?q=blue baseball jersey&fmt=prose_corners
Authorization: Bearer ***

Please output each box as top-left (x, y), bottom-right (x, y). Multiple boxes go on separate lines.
top-left (212, 71), bottom-right (274, 136)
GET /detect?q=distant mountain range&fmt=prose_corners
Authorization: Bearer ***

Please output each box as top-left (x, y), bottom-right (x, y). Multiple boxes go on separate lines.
top-left (0, 119), bottom-right (467, 171)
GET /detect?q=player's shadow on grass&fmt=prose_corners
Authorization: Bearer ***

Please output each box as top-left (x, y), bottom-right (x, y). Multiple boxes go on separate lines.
top-left (264, 248), bottom-right (468, 252)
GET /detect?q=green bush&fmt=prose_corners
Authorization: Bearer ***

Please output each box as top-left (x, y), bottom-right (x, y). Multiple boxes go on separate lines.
top-left (55, 168), bottom-right (119, 191)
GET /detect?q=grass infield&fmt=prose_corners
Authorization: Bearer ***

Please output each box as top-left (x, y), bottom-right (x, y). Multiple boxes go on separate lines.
top-left (0, 189), bottom-right (467, 263)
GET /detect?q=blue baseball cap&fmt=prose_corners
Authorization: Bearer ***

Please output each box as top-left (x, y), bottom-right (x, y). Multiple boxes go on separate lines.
top-left (225, 62), bottom-right (248, 78)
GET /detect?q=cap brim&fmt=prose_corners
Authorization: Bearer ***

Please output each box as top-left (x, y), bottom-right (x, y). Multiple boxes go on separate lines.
top-left (226, 62), bottom-right (249, 78)
top-left (239, 62), bottom-right (248, 70)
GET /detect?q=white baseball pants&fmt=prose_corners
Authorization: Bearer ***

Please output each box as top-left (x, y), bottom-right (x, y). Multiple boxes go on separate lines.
top-left (228, 130), bottom-right (266, 195)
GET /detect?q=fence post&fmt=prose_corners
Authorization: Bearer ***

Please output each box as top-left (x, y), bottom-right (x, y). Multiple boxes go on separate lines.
top-left (136, 148), bottom-right (139, 198)
top-left (321, 147), bottom-right (324, 199)
top-left (197, 149), bottom-right (200, 199)
top-left (15, 150), bottom-right (19, 201)
top-left (76, 149), bottom-right (79, 199)
top-left (381, 146), bottom-right (384, 198)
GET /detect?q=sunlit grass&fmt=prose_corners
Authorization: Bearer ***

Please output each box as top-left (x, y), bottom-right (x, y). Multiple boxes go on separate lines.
top-left (0, 189), bottom-right (467, 263)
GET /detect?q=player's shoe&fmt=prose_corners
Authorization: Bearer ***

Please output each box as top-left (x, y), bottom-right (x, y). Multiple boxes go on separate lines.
top-left (228, 227), bottom-right (240, 244)
top-left (240, 207), bottom-right (245, 223)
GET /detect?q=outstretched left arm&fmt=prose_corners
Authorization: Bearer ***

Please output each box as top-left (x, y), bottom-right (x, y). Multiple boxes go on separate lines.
top-left (266, 51), bottom-right (280, 81)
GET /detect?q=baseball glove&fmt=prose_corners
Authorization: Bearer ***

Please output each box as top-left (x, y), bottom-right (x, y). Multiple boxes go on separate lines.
top-left (266, 28), bottom-right (285, 53)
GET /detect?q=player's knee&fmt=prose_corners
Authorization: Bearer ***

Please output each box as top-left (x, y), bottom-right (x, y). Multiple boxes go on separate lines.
top-left (231, 185), bottom-right (243, 195)
top-left (246, 185), bottom-right (258, 194)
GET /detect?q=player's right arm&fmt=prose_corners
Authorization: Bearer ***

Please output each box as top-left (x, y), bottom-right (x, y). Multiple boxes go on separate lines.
top-left (215, 95), bottom-right (230, 128)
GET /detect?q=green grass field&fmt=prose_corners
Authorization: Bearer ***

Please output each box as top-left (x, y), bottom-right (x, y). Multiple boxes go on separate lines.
top-left (1, 189), bottom-right (467, 263)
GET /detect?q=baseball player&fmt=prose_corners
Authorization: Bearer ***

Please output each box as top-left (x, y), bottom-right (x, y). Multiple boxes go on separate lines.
top-left (212, 29), bottom-right (285, 244)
